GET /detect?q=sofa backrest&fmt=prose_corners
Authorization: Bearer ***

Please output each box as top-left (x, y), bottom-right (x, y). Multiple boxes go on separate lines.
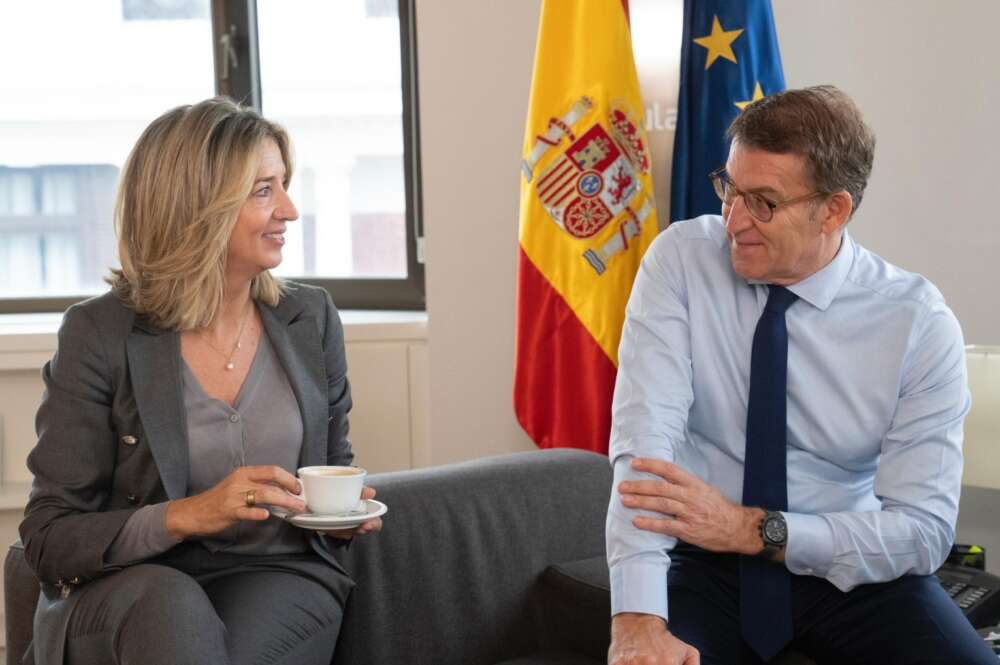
top-left (333, 449), bottom-right (612, 665)
top-left (3, 449), bottom-right (612, 665)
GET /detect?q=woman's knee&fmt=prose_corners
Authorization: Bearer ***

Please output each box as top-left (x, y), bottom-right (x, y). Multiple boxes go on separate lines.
top-left (72, 565), bottom-right (221, 636)
top-left (118, 565), bottom-right (222, 631)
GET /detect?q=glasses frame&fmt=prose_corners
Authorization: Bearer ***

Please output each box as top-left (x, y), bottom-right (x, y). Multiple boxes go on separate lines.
top-left (708, 167), bottom-right (827, 223)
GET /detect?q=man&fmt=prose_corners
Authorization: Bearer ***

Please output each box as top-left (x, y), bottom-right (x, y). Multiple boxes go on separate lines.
top-left (606, 86), bottom-right (994, 664)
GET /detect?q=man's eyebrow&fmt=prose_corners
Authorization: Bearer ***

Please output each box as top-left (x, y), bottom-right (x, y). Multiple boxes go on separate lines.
top-left (730, 175), bottom-right (781, 197)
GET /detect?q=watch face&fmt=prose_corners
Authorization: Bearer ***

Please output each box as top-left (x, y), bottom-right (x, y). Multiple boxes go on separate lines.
top-left (763, 514), bottom-right (787, 545)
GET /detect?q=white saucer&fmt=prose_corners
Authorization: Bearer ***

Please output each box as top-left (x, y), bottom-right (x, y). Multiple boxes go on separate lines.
top-left (280, 499), bottom-right (387, 531)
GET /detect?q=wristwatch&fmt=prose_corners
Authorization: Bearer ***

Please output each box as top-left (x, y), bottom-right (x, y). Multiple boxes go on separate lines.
top-left (760, 510), bottom-right (788, 559)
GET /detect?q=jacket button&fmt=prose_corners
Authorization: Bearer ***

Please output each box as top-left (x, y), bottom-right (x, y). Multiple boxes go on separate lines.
top-left (122, 435), bottom-right (138, 446)
top-left (70, 576), bottom-right (81, 585)
top-left (127, 494), bottom-right (138, 503)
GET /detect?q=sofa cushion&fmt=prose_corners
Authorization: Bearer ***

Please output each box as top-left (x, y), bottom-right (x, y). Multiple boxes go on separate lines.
top-left (540, 555), bottom-right (611, 661)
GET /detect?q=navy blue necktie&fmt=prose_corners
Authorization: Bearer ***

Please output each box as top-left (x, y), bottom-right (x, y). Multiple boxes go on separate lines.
top-left (740, 285), bottom-right (798, 661)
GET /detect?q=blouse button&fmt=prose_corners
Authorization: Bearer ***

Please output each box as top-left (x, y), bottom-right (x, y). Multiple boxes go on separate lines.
top-left (121, 435), bottom-right (138, 446)
top-left (229, 414), bottom-right (240, 423)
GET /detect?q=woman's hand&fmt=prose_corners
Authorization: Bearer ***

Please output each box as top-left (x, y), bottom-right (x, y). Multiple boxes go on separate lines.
top-left (165, 465), bottom-right (306, 540)
top-left (320, 486), bottom-right (383, 540)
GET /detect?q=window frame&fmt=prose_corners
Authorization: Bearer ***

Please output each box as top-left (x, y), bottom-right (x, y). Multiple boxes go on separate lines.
top-left (0, 0), bottom-right (424, 314)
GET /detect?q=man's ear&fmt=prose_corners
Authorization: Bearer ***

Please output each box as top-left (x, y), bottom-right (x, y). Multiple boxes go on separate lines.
top-left (820, 190), bottom-right (853, 236)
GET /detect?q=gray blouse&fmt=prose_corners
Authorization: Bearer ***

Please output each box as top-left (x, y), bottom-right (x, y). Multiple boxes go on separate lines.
top-left (106, 329), bottom-right (309, 565)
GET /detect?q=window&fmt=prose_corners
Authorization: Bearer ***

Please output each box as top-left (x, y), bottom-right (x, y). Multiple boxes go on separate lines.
top-left (0, 0), bottom-right (422, 313)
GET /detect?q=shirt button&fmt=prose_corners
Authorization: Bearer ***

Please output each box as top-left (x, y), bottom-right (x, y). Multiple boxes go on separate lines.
top-left (127, 494), bottom-right (138, 503)
top-left (229, 414), bottom-right (240, 423)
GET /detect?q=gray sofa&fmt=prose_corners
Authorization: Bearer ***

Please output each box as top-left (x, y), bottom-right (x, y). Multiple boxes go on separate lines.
top-left (5, 449), bottom-right (813, 664)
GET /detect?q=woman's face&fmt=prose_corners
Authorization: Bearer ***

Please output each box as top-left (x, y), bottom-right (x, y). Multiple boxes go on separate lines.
top-left (226, 138), bottom-right (298, 283)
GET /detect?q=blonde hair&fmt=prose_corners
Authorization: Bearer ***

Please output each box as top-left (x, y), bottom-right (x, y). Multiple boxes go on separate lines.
top-left (107, 97), bottom-right (292, 331)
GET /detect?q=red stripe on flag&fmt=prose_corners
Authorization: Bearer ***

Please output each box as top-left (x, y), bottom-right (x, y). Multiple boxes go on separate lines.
top-left (537, 160), bottom-right (573, 193)
top-left (514, 247), bottom-right (617, 454)
top-left (538, 166), bottom-right (576, 200)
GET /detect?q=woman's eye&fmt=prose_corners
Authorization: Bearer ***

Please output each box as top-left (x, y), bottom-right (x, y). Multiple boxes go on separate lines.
top-left (254, 186), bottom-right (271, 197)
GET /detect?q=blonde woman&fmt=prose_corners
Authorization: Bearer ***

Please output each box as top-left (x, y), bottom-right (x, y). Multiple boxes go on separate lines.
top-left (19, 98), bottom-right (381, 665)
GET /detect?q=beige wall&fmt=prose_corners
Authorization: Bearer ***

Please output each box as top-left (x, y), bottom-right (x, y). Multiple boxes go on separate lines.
top-left (773, 0), bottom-right (1000, 346)
top-left (418, 0), bottom-right (1000, 463)
top-left (418, 0), bottom-right (540, 464)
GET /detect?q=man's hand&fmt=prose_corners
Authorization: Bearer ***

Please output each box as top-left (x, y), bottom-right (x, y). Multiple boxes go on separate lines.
top-left (608, 613), bottom-right (699, 665)
top-left (619, 458), bottom-right (766, 556)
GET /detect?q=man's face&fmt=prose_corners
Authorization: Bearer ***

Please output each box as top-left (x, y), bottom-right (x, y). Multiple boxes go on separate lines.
top-left (723, 141), bottom-right (829, 285)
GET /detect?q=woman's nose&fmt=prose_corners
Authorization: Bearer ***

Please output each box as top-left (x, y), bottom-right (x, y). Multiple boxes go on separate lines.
top-left (278, 189), bottom-right (299, 222)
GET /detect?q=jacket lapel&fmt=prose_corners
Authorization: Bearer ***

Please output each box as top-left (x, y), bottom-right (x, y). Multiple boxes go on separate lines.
top-left (259, 293), bottom-right (328, 469)
top-left (126, 315), bottom-right (189, 500)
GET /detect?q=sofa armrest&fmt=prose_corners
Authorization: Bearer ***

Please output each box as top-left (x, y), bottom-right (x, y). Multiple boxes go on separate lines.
top-left (5, 541), bottom-right (38, 665)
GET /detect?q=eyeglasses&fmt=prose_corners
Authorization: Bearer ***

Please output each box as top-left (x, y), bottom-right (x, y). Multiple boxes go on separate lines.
top-left (708, 168), bottom-right (827, 223)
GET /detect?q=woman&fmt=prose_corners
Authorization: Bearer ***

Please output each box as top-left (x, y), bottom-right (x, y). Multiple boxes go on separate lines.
top-left (19, 98), bottom-right (381, 665)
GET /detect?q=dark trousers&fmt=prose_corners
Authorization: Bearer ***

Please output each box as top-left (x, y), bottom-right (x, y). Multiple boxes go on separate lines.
top-left (667, 545), bottom-right (996, 665)
top-left (62, 545), bottom-right (352, 665)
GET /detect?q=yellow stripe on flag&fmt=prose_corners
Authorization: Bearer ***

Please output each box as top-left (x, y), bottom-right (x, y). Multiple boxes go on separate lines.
top-left (518, 0), bottom-right (658, 366)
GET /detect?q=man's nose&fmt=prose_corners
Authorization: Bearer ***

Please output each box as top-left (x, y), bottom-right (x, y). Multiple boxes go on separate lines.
top-left (724, 196), bottom-right (753, 235)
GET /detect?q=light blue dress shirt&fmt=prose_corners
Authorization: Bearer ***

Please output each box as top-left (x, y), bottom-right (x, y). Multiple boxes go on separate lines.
top-left (606, 215), bottom-right (970, 621)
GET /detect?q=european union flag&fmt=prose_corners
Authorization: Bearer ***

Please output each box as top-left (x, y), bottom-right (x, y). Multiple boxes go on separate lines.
top-left (669, 0), bottom-right (785, 222)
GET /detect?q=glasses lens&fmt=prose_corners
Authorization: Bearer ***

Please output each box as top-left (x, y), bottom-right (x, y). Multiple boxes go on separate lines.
top-left (711, 175), bottom-right (724, 202)
top-left (744, 192), bottom-right (773, 222)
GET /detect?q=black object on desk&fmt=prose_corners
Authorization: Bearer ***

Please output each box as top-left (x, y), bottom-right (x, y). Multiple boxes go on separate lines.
top-left (937, 562), bottom-right (1000, 628)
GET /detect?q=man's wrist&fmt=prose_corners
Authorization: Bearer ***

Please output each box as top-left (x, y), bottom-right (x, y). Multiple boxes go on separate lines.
top-left (741, 507), bottom-right (766, 556)
top-left (612, 612), bottom-right (668, 633)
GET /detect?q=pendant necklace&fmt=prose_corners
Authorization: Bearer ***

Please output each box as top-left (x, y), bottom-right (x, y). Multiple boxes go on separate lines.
top-left (201, 299), bottom-right (253, 371)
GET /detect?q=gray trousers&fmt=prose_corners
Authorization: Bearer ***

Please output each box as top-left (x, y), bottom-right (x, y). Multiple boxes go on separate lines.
top-left (61, 547), bottom-right (352, 665)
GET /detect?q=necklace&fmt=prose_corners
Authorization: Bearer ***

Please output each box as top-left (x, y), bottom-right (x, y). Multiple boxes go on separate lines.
top-left (200, 299), bottom-right (253, 371)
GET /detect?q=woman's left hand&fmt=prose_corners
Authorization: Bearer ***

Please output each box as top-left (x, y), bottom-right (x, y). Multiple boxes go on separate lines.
top-left (321, 486), bottom-right (383, 540)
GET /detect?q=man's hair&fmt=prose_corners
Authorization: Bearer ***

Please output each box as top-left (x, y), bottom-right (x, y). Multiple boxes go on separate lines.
top-left (726, 85), bottom-right (875, 218)
top-left (107, 97), bottom-right (291, 330)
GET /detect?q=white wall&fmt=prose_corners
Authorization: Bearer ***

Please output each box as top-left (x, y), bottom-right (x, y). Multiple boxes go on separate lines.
top-left (418, 0), bottom-right (1000, 464)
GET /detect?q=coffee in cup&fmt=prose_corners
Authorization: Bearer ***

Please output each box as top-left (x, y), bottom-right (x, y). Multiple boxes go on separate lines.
top-left (297, 465), bottom-right (367, 515)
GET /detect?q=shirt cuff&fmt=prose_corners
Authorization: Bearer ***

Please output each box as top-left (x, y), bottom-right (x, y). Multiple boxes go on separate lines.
top-left (784, 511), bottom-right (835, 578)
top-left (609, 561), bottom-right (670, 621)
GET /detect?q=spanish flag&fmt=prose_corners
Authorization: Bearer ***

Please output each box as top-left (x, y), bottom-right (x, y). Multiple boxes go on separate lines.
top-left (515, 0), bottom-right (658, 454)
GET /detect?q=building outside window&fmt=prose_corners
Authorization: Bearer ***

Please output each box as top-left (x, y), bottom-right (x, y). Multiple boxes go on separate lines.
top-left (0, 0), bottom-right (422, 312)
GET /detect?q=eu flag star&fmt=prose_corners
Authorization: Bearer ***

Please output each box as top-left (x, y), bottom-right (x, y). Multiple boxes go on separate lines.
top-left (693, 15), bottom-right (744, 70)
top-left (735, 82), bottom-right (766, 110)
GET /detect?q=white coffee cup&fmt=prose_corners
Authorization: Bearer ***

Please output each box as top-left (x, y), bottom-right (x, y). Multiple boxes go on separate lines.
top-left (297, 466), bottom-right (367, 515)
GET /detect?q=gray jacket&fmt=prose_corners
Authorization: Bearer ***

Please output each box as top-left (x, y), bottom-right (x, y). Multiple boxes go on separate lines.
top-left (18, 282), bottom-right (354, 665)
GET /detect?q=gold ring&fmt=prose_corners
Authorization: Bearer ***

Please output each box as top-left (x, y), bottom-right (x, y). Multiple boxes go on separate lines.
top-left (245, 490), bottom-right (256, 507)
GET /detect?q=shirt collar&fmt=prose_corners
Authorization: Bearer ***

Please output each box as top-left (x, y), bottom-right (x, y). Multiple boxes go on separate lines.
top-left (746, 230), bottom-right (855, 311)
top-left (786, 230), bottom-right (855, 311)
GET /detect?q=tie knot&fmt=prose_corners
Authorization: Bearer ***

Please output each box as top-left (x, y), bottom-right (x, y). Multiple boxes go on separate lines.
top-left (765, 285), bottom-right (798, 313)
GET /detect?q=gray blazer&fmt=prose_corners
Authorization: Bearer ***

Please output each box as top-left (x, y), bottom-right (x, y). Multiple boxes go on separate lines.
top-left (18, 282), bottom-right (354, 665)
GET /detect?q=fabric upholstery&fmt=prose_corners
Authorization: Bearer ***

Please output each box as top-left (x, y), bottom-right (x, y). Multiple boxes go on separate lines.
top-left (7, 449), bottom-right (613, 665)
